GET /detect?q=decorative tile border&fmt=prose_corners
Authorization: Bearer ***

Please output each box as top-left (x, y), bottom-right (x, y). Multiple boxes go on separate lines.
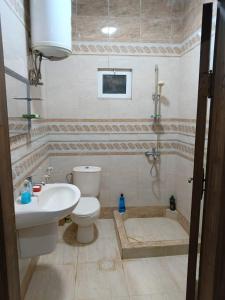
top-left (9, 119), bottom-right (48, 151)
top-left (47, 119), bottom-right (196, 135)
top-left (11, 118), bottom-right (197, 189)
top-left (10, 118), bottom-right (197, 152)
top-left (72, 31), bottom-right (201, 57)
top-left (12, 144), bottom-right (49, 187)
top-left (11, 138), bottom-right (194, 190)
top-left (73, 42), bottom-right (182, 57)
top-left (9, 118), bottom-right (197, 141)
top-left (47, 140), bottom-right (194, 158)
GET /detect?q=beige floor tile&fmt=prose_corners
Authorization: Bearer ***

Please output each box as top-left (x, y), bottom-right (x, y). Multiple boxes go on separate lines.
top-left (26, 220), bottom-right (188, 300)
top-left (38, 241), bottom-right (78, 265)
top-left (25, 265), bottom-right (76, 300)
top-left (78, 237), bottom-right (120, 263)
top-left (75, 261), bottom-right (129, 299)
top-left (130, 291), bottom-right (185, 299)
top-left (96, 219), bottom-right (117, 239)
top-left (123, 257), bottom-right (182, 296)
top-left (78, 297), bottom-right (130, 300)
top-left (130, 296), bottom-right (153, 300)
top-left (164, 291), bottom-right (186, 300)
top-left (58, 222), bottom-right (71, 241)
top-left (159, 255), bottom-right (188, 292)
top-left (111, 297), bottom-right (130, 300)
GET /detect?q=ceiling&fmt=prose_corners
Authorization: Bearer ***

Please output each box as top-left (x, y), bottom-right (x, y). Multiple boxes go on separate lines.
top-left (71, 0), bottom-right (209, 44)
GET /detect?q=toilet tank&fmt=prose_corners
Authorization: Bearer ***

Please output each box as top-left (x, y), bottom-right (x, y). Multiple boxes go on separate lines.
top-left (72, 166), bottom-right (101, 197)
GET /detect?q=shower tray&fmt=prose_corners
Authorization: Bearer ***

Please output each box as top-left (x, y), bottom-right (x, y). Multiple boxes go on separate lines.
top-left (113, 207), bottom-right (199, 259)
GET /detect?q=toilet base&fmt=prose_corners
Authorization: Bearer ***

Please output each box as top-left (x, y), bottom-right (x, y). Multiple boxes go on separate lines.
top-left (77, 224), bottom-right (94, 244)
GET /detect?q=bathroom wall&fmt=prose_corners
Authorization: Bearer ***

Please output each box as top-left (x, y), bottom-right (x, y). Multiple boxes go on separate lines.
top-left (1, 0), bottom-right (216, 292)
top-left (0, 0), bottom-right (28, 77)
top-left (0, 0), bottom-right (48, 286)
top-left (174, 44), bottom-right (200, 220)
top-left (5, 0), bottom-right (214, 222)
top-left (1, 0), bottom-right (49, 192)
top-left (43, 26), bottom-right (199, 212)
top-left (43, 0), bottom-right (218, 221)
top-left (43, 47), bottom-right (194, 209)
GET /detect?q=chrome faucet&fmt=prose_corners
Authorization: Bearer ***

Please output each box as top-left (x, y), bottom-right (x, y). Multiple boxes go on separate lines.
top-left (43, 166), bottom-right (54, 184)
top-left (145, 148), bottom-right (160, 160)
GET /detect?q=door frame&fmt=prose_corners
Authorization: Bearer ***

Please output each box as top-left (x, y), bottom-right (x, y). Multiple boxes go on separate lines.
top-left (198, 0), bottom-right (225, 299)
top-left (0, 20), bottom-right (21, 300)
top-left (1, 2), bottom-right (225, 300)
top-left (186, 3), bottom-right (213, 300)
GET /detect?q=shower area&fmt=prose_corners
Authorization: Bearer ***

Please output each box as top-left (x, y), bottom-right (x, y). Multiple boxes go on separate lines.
top-left (109, 0), bottom-right (216, 259)
top-left (113, 64), bottom-right (191, 259)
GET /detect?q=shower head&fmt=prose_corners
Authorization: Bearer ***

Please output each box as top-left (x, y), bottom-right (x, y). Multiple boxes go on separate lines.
top-left (158, 81), bottom-right (165, 95)
top-left (158, 81), bottom-right (165, 87)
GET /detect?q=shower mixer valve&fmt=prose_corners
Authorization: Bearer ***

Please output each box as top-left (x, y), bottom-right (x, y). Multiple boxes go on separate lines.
top-left (145, 148), bottom-right (160, 160)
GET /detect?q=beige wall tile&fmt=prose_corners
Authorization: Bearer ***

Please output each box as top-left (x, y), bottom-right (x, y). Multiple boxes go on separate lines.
top-left (141, 0), bottom-right (173, 18)
top-left (108, 17), bottom-right (141, 42)
top-left (74, 16), bottom-right (109, 41)
top-left (109, 0), bottom-right (141, 17)
top-left (0, 0), bottom-right (28, 77)
top-left (77, 0), bottom-right (109, 16)
top-left (72, 0), bottom-right (210, 43)
top-left (44, 55), bottom-right (180, 119)
top-left (141, 17), bottom-right (173, 44)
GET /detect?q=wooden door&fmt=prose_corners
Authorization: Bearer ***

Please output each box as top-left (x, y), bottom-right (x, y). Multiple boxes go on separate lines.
top-left (0, 20), bottom-right (21, 299)
top-left (186, 3), bottom-right (213, 300)
top-left (187, 0), bottom-right (225, 299)
top-left (198, 0), bottom-right (225, 299)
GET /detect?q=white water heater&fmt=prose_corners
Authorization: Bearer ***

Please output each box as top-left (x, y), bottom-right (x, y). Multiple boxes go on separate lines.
top-left (30, 0), bottom-right (72, 60)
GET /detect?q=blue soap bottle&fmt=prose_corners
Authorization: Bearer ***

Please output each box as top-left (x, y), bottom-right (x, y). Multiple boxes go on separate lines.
top-left (21, 180), bottom-right (31, 204)
top-left (118, 193), bottom-right (126, 214)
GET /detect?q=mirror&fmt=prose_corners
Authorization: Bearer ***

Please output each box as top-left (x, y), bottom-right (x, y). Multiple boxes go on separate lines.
top-left (5, 71), bottom-right (29, 137)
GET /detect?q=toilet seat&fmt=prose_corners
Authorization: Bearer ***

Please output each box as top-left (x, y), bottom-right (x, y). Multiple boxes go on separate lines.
top-left (73, 197), bottom-right (100, 217)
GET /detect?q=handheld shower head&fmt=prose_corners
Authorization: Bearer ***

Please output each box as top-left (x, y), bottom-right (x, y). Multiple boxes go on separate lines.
top-left (158, 81), bottom-right (165, 87)
top-left (158, 81), bottom-right (165, 95)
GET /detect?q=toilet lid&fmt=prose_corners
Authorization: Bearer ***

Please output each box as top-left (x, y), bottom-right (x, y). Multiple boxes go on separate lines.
top-left (74, 197), bottom-right (100, 217)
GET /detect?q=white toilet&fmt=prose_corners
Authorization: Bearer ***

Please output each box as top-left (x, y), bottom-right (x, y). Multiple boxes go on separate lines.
top-left (71, 166), bottom-right (101, 243)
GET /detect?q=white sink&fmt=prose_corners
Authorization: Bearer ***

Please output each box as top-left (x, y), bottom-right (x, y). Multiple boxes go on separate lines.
top-left (15, 183), bottom-right (80, 229)
top-left (15, 183), bottom-right (80, 258)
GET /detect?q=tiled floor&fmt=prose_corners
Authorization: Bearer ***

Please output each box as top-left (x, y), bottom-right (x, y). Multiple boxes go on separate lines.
top-left (124, 217), bottom-right (188, 243)
top-left (25, 220), bottom-right (187, 300)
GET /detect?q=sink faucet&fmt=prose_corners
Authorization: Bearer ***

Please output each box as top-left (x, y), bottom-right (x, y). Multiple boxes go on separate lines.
top-left (43, 166), bottom-right (54, 184)
top-left (44, 174), bottom-right (50, 184)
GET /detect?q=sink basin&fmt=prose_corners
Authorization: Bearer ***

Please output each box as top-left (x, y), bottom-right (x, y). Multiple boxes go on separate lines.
top-left (15, 183), bottom-right (80, 230)
top-left (15, 183), bottom-right (80, 258)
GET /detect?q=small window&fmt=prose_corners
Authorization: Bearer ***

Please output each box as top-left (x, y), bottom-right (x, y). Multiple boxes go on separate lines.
top-left (98, 68), bottom-right (132, 99)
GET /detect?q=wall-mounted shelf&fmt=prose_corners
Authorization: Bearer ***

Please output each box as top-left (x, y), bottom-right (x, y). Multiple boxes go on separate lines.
top-left (5, 67), bottom-right (42, 133)
top-left (13, 97), bottom-right (42, 130)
